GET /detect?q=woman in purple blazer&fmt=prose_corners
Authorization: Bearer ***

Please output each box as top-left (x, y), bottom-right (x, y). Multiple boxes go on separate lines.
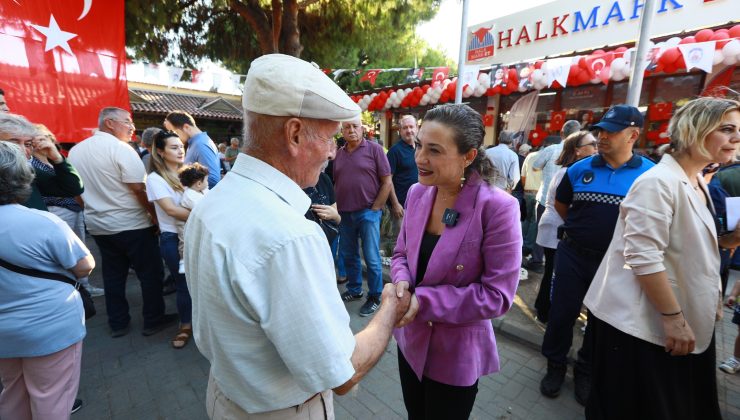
top-left (392, 104), bottom-right (522, 419)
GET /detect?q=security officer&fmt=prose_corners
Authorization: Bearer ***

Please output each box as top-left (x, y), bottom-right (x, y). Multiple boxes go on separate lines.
top-left (539, 105), bottom-right (655, 405)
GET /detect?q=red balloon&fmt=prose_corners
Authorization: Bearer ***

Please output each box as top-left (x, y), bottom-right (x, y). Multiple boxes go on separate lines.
top-left (679, 36), bottom-right (696, 45)
top-left (660, 47), bottom-right (681, 66)
top-left (695, 29), bottom-right (714, 43)
top-left (716, 29), bottom-right (729, 36)
top-left (592, 49), bottom-right (605, 55)
top-left (578, 57), bottom-right (588, 70)
top-left (486, 87), bottom-right (497, 96)
top-left (653, 61), bottom-right (665, 74)
top-left (534, 60), bottom-right (544, 69)
top-left (551, 80), bottom-right (563, 89)
top-left (664, 63), bottom-right (676, 74)
top-left (730, 25), bottom-right (740, 39)
top-left (674, 53), bottom-right (686, 70)
top-left (439, 91), bottom-right (449, 102)
top-left (576, 69), bottom-right (591, 85)
top-left (711, 32), bottom-right (730, 42)
top-left (422, 85), bottom-right (431, 92)
top-left (615, 46), bottom-right (628, 53)
top-left (413, 86), bottom-right (423, 96)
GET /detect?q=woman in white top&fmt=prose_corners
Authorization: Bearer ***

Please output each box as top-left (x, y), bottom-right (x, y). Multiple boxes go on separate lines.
top-left (584, 97), bottom-right (740, 419)
top-left (145, 130), bottom-right (192, 349)
top-left (534, 131), bottom-right (597, 322)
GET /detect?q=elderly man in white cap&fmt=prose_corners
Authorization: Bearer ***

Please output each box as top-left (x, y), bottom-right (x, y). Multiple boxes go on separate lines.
top-left (185, 54), bottom-right (411, 419)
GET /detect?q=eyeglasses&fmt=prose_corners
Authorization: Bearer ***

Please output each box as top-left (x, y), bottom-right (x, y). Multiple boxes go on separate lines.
top-left (577, 141), bottom-right (597, 148)
top-left (108, 119), bottom-right (135, 128)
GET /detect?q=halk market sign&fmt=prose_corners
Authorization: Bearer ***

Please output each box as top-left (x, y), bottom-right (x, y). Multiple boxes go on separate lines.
top-left (466, 0), bottom-right (736, 65)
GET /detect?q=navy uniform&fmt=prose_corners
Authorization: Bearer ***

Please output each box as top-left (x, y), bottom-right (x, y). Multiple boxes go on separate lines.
top-left (539, 105), bottom-right (654, 404)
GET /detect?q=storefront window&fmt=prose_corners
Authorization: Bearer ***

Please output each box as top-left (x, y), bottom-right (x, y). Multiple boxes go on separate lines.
top-left (611, 81), bottom-right (651, 107)
top-left (652, 74), bottom-right (703, 104)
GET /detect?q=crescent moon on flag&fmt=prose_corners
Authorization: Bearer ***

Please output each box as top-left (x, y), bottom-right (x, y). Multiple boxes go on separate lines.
top-left (591, 58), bottom-right (606, 74)
top-left (78, 0), bottom-right (92, 20)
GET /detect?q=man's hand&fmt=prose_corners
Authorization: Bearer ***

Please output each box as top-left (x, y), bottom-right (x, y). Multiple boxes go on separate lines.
top-left (719, 229), bottom-right (740, 250)
top-left (393, 281), bottom-right (419, 327)
top-left (33, 135), bottom-right (63, 163)
top-left (381, 283), bottom-right (411, 325)
top-left (391, 202), bottom-right (404, 219)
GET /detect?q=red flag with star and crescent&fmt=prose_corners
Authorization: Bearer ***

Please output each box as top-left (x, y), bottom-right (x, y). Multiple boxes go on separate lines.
top-left (359, 69), bottom-right (381, 86)
top-left (0, 0), bottom-right (129, 143)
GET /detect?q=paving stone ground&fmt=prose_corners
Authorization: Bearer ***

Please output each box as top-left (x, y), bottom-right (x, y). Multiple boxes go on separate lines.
top-left (71, 239), bottom-right (740, 419)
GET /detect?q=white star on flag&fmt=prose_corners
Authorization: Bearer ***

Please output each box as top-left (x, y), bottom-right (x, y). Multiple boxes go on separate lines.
top-left (31, 15), bottom-right (78, 55)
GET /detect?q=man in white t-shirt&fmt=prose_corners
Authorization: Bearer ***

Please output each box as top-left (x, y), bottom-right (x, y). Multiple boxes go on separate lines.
top-left (68, 107), bottom-right (177, 338)
top-left (185, 54), bottom-right (411, 419)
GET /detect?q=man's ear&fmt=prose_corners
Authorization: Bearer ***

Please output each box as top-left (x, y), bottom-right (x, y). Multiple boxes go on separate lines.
top-left (283, 118), bottom-right (303, 157)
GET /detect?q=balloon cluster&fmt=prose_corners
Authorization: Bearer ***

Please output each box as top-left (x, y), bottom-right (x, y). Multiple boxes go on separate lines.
top-left (349, 25), bottom-right (740, 112)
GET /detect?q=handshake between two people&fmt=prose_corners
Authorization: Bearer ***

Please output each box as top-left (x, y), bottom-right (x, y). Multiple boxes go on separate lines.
top-left (380, 281), bottom-right (419, 328)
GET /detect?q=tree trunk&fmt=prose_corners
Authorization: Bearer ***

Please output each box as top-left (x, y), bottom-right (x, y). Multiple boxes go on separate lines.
top-left (229, 0), bottom-right (277, 54)
top-left (280, 0), bottom-right (303, 57)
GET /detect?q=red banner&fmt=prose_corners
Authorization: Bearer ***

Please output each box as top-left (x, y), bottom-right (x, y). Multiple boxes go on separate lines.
top-left (0, 0), bottom-right (129, 143)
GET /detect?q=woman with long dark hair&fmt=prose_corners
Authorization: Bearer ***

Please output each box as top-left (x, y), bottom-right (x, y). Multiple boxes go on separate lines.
top-left (146, 130), bottom-right (193, 349)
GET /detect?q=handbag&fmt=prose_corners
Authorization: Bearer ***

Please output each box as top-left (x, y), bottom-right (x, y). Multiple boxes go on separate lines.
top-left (0, 256), bottom-right (96, 319)
top-left (317, 218), bottom-right (339, 244)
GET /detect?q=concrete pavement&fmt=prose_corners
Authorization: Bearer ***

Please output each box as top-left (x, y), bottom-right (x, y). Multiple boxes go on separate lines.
top-left (70, 238), bottom-right (740, 419)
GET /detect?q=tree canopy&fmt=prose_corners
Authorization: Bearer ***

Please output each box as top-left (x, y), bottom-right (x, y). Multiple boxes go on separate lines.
top-left (125, 0), bottom-right (452, 79)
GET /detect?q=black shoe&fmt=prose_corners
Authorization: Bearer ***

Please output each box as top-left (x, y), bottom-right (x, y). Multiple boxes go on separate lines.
top-left (110, 325), bottom-right (130, 338)
top-left (341, 290), bottom-right (364, 302)
top-left (540, 361), bottom-right (567, 398)
top-left (359, 296), bottom-right (380, 317)
top-left (142, 313), bottom-right (179, 336)
top-left (162, 276), bottom-right (177, 296)
top-left (524, 260), bottom-right (545, 274)
top-left (71, 398), bottom-right (83, 414)
top-left (574, 370), bottom-right (591, 406)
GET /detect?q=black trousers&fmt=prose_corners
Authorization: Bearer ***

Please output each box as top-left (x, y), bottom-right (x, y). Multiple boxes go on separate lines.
top-left (586, 316), bottom-right (721, 420)
top-left (534, 246), bottom-right (557, 322)
top-left (398, 347), bottom-right (478, 420)
top-left (92, 227), bottom-right (165, 330)
top-left (541, 240), bottom-right (602, 371)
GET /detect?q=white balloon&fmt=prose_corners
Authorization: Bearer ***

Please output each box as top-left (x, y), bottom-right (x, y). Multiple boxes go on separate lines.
top-left (722, 40), bottom-right (740, 65)
top-left (713, 50), bottom-right (725, 66)
top-left (405, 88), bottom-right (413, 95)
top-left (666, 37), bottom-right (681, 47)
top-left (533, 79), bottom-right (546, 90)
top-left (397, 90), bottom-right (406, 100)
top-left (462, 85), bottom-right (473, 98)
top-left (383, 100), bottom-right (392, 110)
top-left (518, 83), bottom-right (528, 92)
top-left (477, 72), bottom-right (490, 87)
top-left (419, 96), bottom-right (429, 106)
top-left (433, 86), bottom-right (443, 97)
top-left (590, 77), bottom-right (601, 84)
top-left (531, 69), bottom-right (545, 84)
top-left (389, 92), bottom-right (398, 101)
top-left (611, 57), bottom-right (626, 73)
top-left (473, 85), bottom-right (486, 97)
top-left (442, 79), bottom-right (451, 88)
top-left (611, 71), bottom-right (626, 82)
top-left (370, 92), bottom-right (377, 98)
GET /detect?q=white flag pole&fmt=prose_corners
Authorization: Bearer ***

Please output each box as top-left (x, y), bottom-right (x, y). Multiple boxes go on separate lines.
top-left (455, 0), bottom-right (470, 104)
top-left (626, 0), bottom-right (658, 107)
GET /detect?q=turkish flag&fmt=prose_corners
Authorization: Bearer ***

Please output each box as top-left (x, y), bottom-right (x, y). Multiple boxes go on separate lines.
top-left (431, 67), bottom-right (449, 87)
top-left (586, 53), bottom-right (614, 85)
top-left (359, 69), bottom-right (381, 86)
top-left (549, 110), bottom-right (566, 132)
top-left (0, 0), bottom-right (129, 143)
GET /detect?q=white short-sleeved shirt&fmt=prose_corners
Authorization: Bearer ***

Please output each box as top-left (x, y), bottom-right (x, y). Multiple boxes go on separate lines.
top-left (145, 172), bottom-right (182, 234)
top-left (68, 131), bottom-right (152, 235)
top-left (185, 154), bottom-right (356, 414)
top-left (0, 204), bottom-right (88, 357)
top-left (536, 167), bottom-right (566, 249)
top-left (180, 187), bottom-right (206, 210)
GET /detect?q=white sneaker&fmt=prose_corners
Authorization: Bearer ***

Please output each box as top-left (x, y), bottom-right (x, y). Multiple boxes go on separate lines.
top-left (519, 267), bottom-right (529, 281)
top-left (85, 286), bottom-right (105, 297)
top-left (719, 357), bottom-right (740, 374)
top-left (178, 260), bottom-right (185, 274)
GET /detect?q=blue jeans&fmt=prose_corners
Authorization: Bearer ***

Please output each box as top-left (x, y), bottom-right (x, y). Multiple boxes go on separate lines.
top-left (331, 235), bottom-right (346, 278)
top-left (92, 227), bottom-right (165, 331)
top-left (339, 208), bottom-right (383, 297)
top-left (159, 232), bottom-right (192, 324)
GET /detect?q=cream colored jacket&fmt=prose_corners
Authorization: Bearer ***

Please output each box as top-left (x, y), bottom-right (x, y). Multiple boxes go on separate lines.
top-left (584, 154), bottom-right (720, 353)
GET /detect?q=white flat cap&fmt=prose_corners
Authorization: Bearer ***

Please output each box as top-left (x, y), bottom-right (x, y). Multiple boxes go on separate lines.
top-left (243, 54), bottom-right (361, 122)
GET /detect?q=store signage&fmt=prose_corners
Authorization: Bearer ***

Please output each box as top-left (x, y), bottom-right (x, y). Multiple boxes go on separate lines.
top-left (466, 0), bottom-right (736, 65)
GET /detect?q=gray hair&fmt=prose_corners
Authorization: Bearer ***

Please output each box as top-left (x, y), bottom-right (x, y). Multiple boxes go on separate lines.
top-left (141, 127), bottom-right (162, 148)
top-left (561, 120), bottom-right (582, 139)
top-left (230, 137), bottom-right (240, 146)
top-left (498, 130), bottom-right (515, 145)
top-left (97, 107), bottom-right (128, 128)
top-left (0, 141), bottom-right (35, 204)
top-left (0, 113), bottom-right (38, 138)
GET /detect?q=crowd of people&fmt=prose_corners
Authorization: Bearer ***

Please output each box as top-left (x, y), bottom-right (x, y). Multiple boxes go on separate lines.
top-left (1, 57), bottom-right (740, 420)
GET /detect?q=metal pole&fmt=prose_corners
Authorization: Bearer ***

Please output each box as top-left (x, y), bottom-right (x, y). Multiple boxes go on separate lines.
top-left (455, 0), bottom-right (470, 104)
top-left (626, 0), bottom-right (657, 107)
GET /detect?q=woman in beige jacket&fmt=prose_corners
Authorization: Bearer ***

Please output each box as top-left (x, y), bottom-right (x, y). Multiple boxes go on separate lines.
top-left (584, 96), bottom-right (740, 420)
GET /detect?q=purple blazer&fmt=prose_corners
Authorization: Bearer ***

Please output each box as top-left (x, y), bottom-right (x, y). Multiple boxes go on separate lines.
top-left (392, 172), bottom-right (522, 386)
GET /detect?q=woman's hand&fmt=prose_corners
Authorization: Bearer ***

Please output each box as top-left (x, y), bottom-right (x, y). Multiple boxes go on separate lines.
top-left (662, 313), bottom-right (695, 356)
top-left (312, 204), bottom-right (340, 223)
top-left (395, 281), bottom-right (419, 327)
top-left (33, 135), bottom-right (63, 163)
